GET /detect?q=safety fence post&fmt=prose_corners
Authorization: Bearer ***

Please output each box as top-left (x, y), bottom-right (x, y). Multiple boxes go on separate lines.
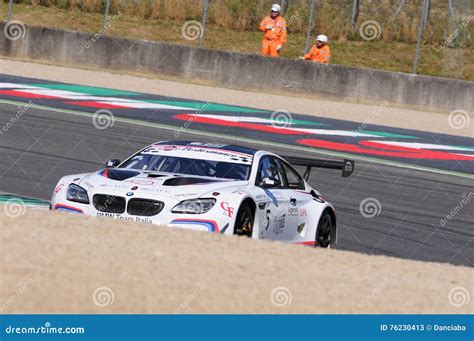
top-left (6, 0), bottom-right (13, 21)
top-left (447, 0), bottom-right (455, 25)
top-left (392, 0), bottom-right (405, 26)
top-left (412, 0), bottom-right (430, 74)
top-left (103, 0), bottom-right (111, 34)
top-left (304, 0), bottom-right (316, 53)
top-left (199, 0), bottom-right (209, 48)
top-left (351, 0), bottom-right (359, 28)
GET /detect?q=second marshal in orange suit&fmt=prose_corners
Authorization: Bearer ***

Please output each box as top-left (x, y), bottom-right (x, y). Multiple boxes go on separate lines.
top-left (259, 4), bottom-right (287, 57)
top-left (304, 34), bottom-right (331, 64)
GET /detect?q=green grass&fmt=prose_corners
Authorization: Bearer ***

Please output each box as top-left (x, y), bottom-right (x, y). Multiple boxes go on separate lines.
top-left (1, 2), bottom-right (472, 80)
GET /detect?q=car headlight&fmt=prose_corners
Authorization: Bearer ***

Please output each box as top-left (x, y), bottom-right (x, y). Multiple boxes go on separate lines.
top-left (66, 184), bottom-right (89, 204)
top-left (172, 198), bottom-right (216, 214)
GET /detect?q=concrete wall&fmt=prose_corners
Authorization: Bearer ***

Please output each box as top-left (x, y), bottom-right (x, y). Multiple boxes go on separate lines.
top-left (1, 23), bottom-right (473, 112)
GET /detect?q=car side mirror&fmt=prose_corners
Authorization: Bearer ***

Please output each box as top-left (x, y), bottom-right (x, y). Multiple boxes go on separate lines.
top-left (106, 159), bottom-right (121, 168)
top-left (260, 177), bottom-right (281, 188)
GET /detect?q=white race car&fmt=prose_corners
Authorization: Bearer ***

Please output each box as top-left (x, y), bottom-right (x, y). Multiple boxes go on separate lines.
top-left (51, 141), bottom-right (354, 247)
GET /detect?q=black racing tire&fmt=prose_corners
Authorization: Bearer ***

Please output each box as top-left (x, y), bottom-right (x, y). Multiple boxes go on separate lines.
top-left (233, 203), bottom-right (254, 237)
top-left (315, 210), bottom-right (334, 248)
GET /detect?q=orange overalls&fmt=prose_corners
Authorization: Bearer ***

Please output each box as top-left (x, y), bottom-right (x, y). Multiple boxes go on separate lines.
top-left (304, 44), bottom-right (331, 64)
top-left (259, 16), bottom-right (287, 57)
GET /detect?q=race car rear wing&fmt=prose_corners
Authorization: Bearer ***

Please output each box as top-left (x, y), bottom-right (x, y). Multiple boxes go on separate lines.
top-left (283, 156), bottom-right (355, 180)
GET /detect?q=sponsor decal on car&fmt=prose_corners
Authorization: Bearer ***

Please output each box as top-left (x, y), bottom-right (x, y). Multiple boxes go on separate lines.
top-left (174, 192), bottom-right (199, 198)
top-left (126, 179), bottom-right (154, 186)
top-left (273, 215), bottom-right (286, 235)
top-left (96, 212), bottom-right (152, 224)
top-left (288, 207), bottom-right (298, 216)
top-left (220, 201), bottom-right (234, 217)
top-left (82, 181), bottom-right (94, 189)
top-left (142, 145), bottom-right (253, 165)
top-left (53, 184), bottom-right (64, 197)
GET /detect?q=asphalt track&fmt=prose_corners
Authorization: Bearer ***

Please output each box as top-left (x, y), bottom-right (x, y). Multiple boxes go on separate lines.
top-left (0, 77), bottom-right (473, 266)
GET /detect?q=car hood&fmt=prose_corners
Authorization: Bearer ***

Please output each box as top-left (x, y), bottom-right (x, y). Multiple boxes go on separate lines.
top-left (78, 168), bottom-right (249, 199)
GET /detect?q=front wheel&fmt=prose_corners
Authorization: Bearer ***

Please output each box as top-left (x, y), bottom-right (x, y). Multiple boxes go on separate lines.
top-left (234, 204), bottom-right (254, 237)
top-left (315, 211), bottom-right (335, 248)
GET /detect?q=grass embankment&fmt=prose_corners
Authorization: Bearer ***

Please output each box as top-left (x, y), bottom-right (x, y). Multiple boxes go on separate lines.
top-left (1, 1), bottom-right (472, 80)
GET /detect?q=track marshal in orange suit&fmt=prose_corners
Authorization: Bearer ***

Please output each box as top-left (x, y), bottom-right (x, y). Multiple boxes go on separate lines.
top-left (259, 4), bottom-right (287, 57)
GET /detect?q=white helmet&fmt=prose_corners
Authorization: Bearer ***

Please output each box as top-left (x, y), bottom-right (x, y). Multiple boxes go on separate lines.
top-left (316, 34), bottom-right (328, 43)
top-left (271, 4), bottom-right (281, 12)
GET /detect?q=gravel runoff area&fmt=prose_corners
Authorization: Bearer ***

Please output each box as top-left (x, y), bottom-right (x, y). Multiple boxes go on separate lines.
top-left (0, 209), bottom-right (472, 314)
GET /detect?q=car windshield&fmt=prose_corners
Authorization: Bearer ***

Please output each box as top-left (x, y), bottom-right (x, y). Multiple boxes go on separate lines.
top-left (120, 154), bottom-right (251, 180)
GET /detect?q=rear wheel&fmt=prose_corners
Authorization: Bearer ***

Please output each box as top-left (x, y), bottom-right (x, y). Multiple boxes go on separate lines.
top-left (315, 211), bottom-right (334, 248)
top-left (234, 204), bottom-right (254, 237)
